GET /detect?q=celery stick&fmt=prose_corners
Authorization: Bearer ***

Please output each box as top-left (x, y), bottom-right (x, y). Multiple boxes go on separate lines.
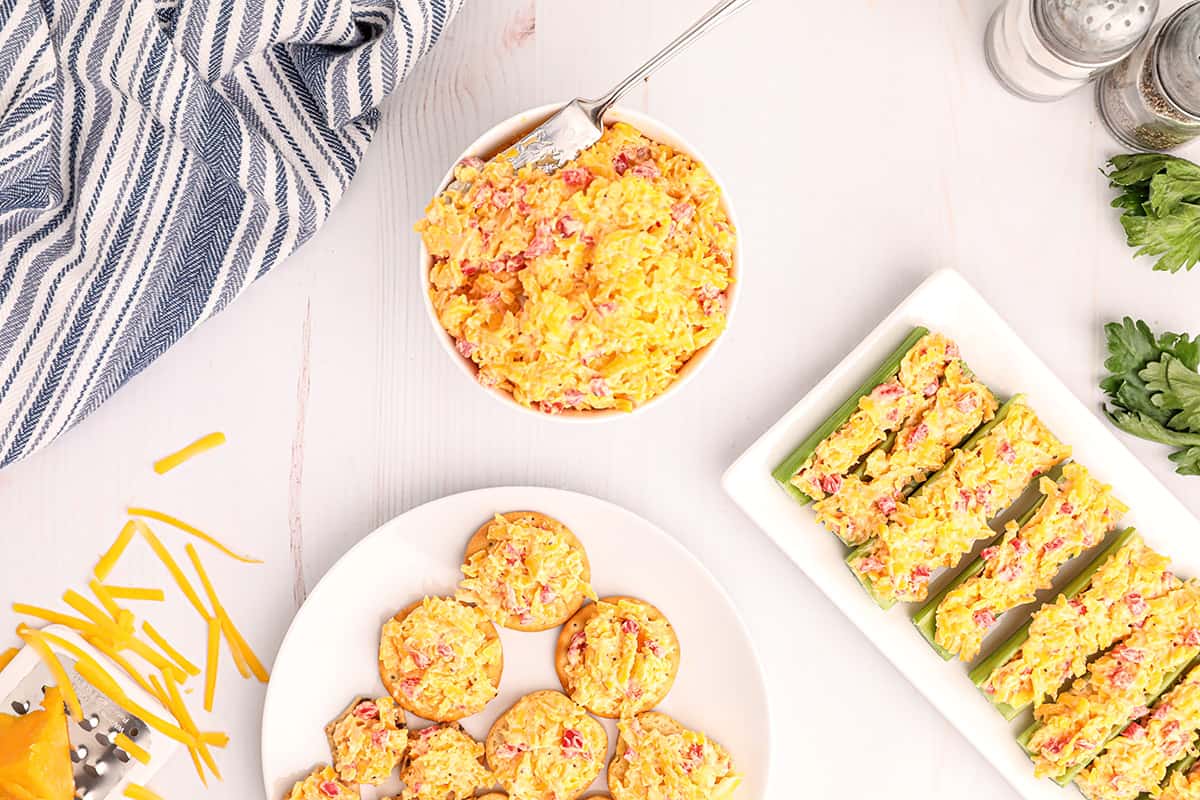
top-left (771, 327), bottom-right (930, 504)
top-left (968, 528), bottom-right (1138, 721)
top-left (844, 398), bottom-right (1021, 609)
top-left (911, 468), bottom-right (1065, 660)
top-left (1019, 649), bottom-right (1200, 786)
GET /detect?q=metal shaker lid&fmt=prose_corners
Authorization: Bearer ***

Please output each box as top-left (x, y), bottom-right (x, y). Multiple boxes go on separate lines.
top-left (1034, 0), bottom-right (1159, 65)
top-left (1156, 3), bottom-right (1200, 118)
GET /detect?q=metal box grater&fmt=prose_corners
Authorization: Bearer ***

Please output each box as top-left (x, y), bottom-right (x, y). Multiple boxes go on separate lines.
top-left (0, 626), bottom-right (179, 799)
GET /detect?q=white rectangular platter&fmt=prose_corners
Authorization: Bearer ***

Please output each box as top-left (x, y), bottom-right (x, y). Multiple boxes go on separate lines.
top-left (722, 268), bottom-right (1200, 800)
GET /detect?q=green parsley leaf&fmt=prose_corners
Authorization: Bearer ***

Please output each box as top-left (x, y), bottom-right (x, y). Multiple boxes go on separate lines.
top-left (1143, 355), bottom-right (1200, 432)
top-left (1102, 318), bottom-right (1200, 477)
top-left (1106, 154), bottom-right (1200, 273)
top-left (1170, 447), bottom-right (1200, 476)
top-left (1105, 407), bottom-right (1200, 447)
top-left (1119, 202), bottom-right (1200, 273)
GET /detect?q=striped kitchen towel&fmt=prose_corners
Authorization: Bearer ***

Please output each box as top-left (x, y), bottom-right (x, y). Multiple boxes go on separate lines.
top-left (0, 0), bottom-right (462, 467)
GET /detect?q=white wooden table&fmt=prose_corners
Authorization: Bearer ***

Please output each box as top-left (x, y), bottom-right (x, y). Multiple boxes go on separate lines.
top-left (3, 1), bottom-right (1199, 797)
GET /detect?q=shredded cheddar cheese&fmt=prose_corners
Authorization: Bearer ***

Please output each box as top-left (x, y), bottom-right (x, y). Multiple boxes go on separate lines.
top-left (850, 397), bottom-right (1071, 604)
top-left (327, 697), bottom-right (408, 785)
top-left (153, 432), bottom-right (226, 474)
top-left (1076, 661), bottom-right (1200, 800)
top-left (458, 512), bottom-right (595, 629)
top-left (419, 123), bottom-right (736, 414)
top-left (184, 543), bottom-right (268, 683)
top-left (379, 597), bottom-right (501, 720)
top-left (793, 333), bottom-right (963, 502)
top-left (115, 732), bottom-right (151, 765)
top-left (202, 619), bottom-right (219, 713)
top-left (126, 508), bottom-right (260, 564)
top-left (935, 463), bottom-right (1127, 661)
top-left (487, 691), bottom-right (605, 800)
top-left (611, 713), bottom-right (741, 800)
top-left (123, 784), bottom-right (165, 800)
top-left (1028, 581), bottom-right (1200, 779)
top-left (561, 598), bottom-right (678, 717)
top-left (984, 534), bottom-right (1176, 712)
top-left (401, 726), bottom-right (491, 800)
top-left (141, 622), bottom-right (200, 677)
top-left (105, 586), bottom-right (165, 602)
top-left (134, 521), bottom-right (211, 620)
top-left (812, 359), bottom-right (998, 545)
top-left (14, 627), bottom-right (81, 721)
top-left (0, 648), bottom-right (16, 671)
top-left (1160, 760), bottom-right (1200, 800)
top-left (95, 521), bottom-right (137, 581)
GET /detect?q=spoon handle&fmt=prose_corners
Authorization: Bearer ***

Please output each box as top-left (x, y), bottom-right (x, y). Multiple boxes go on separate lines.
top-left (586, 0), bottom-right (756, 119)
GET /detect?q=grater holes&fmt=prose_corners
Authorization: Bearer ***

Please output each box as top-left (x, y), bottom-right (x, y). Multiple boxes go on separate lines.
top-left (79, 713), bottom-right (100, 731)
top-left (70, 744), bottom-right (88, 762)
top-left (83, 760), bottom-right (107, 778)
top-left (113, 748), bottom-right (131, 764)
top-left (10, 700), bottom-right (29, 715)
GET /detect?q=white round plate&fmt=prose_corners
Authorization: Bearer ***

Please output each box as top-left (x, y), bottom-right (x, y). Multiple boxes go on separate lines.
top-left (261, 486), bottom-right (769, 799)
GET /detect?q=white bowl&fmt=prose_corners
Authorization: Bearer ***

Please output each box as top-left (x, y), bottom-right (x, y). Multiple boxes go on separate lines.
top-left (418, 103), bottom-right (743, 422)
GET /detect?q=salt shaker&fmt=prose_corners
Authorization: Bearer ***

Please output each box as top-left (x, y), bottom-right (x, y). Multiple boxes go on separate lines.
top-left (1098, 2), bottom-right (1200, 151)
top-left (986, 0), bottom-right (1158, 101)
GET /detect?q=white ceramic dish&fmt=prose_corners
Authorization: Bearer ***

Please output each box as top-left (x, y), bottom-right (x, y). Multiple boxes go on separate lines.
top-left (417, 103), bottom-right (743, 422)
top-left (260, 486), bottom-right (769, 799)
top-left (722, 268), bottom-right (1200, 800)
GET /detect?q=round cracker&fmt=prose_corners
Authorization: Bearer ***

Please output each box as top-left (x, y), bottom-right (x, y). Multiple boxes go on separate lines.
top-left (555, 596), bottom-right (680, 718)
top-left (379, 597), bottom-right (503, 722)
top-left (323, 694), bottom-right (407, 753)
top-left (608, 712), bottom-right (688, 799)
top-left (485, 690), bottom-right (606, 800)
top-left (463, 511), bottom-right (592, 632)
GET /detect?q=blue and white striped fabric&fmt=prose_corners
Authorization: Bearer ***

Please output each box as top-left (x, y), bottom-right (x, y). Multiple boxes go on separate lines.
top-left (0, 0), bottom-right (461, 466)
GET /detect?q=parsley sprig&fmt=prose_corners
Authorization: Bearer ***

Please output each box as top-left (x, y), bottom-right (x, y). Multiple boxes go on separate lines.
top-left (1102, 317), bottom-right (1200, 476)
top-left (1107, 154), bottom-right (1200, 273)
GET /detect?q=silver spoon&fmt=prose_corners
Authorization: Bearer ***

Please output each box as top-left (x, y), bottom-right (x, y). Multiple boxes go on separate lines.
top-left (447, 0), bottom-right (756, 193)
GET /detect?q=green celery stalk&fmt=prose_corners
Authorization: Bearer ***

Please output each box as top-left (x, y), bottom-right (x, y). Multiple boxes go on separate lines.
top-left (844, 396), bottom-right (1022, 610)
top-left (911, 488), bottom-right (1052, 661)
top-left (1018, 648), bottom-right (1200, 786)
top-left (1148, 751), bottom-right (1200, 799)
top-left (771, 327), bottom-right (930, 504)
top-left (968, 528), bottom-right (1138, 720)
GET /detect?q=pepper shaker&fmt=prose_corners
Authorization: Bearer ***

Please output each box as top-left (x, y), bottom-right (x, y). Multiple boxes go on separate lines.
top-left (986, 0), bottom-right (1158, 101)
top-left (1098, 2), bottom-right (1200, 151)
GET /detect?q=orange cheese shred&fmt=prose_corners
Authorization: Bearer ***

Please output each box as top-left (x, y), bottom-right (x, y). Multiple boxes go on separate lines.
top-left (200, 731), bottom-right (229, 748)
top-left (185, 544), bottom-right (267, 683)
top-left (202, 618), bottom-right (219, 713)
top-left (163, 671), bottom-right (222, 781)
top-left (114, 732), bottom-right (150, 764)
top-left (133, 521), bottom-right (211, 620)
top-left (141, 622), bottom-right (200, 677)
top-left (15, 626), bottom-right (81, 721)
top-left (88, 579), bottom-right (124, 622)
top-left (123, 784), bottom-right (164, 800)
top-left (11, 604), bottom-right (102, 636)
top-left (103, 586), bottom-right (165, 602)
top-left (153, 432), bottom-right (226, 475)
top-left (0, 647), bottom-right (17, 671)
top-left (72, 659), bottom-right (195, 748)
top-left (94, 521), bottom-right (137, 581)
top-left (126, 507), bottom-right (260, 564)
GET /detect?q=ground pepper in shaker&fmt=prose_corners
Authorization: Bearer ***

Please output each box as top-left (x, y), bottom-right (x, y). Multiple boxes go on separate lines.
top-left (1098, 2), bottom-right (1200, 150)
top-left (986, 0), bottom-right (1158, 101)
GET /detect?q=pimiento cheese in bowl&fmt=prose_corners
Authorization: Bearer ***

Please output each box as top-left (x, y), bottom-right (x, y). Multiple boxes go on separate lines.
top-left (417, 119), bottom-right (736, 416)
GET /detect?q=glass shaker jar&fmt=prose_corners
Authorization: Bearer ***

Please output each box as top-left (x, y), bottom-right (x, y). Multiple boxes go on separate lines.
top-left (986, 0), bottom-right (1158, 101)
top-left (1098, 2), bottom-right (1200, 151)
